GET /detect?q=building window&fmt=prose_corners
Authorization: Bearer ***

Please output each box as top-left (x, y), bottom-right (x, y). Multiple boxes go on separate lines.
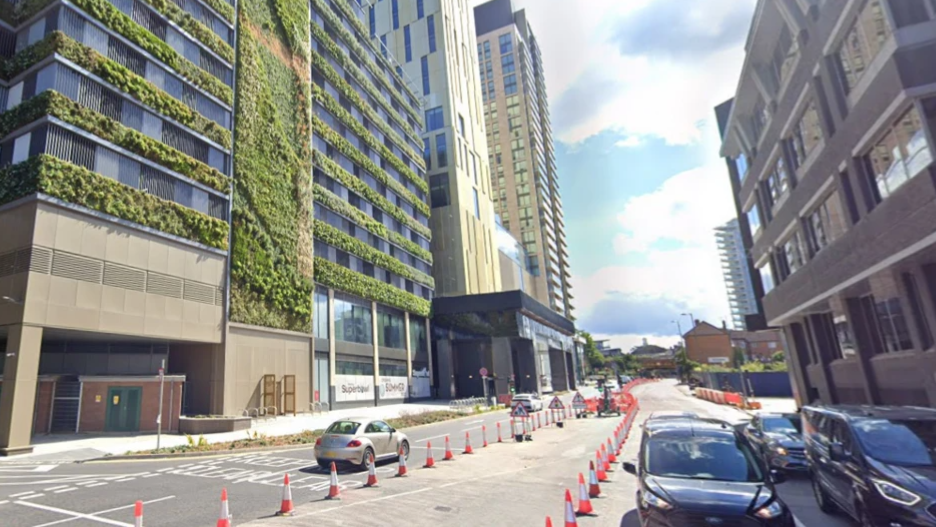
top-left (864, 106), bottom-right (932, 201)
top-left (736, 153), bottom-right (749, 181)
top-left (425, 106), bottom-right (444, 131)
top-left (334, 294), bottom-right (373, 345)
top-left (422, 138), bottom-right (431, 170)
top-left (473, 188), bottom-right (480, 219)
top-left (769, 26), bottom-right (799, 89)
top-left (436, 133), bottom-right (447, 167)
top-left (764, 157), bottom-right (790, 208)
top-left (890, 0), bottom-right (935, 28)
top-left (873, 296), bottom-right (913, 353)
top-left (834, 314), bottom-right (857, 358)
top-left (483, 41), bottom-right (491, 60)
top-left (417, 0), bottom-right (424, 19)
top-left (837, 0), bottom-right (891, 94)
top-left (903, 273), bottom-right (934, 350)
top-left (377, 309), bottom-right (405, 349)
top-left (746, 202), bottom-right (761, 235)
top-left (501, 53), bottom-right (515, 74)
top-left (404, 25), bottom-right (411, 62)
top-left (380, 35), bottom-right (388, 59)
top-left (336, 360), bottom-right (374, 376)
top-left (391, 0), bottom-right (399, 29)
top-left (780, 231), bottom-right (805, 277)
top-left (369, 6), bottom-right (375, 38)
top-left (790, 101), bottom-right (822, 169)
top-left (499, 33), bottom-right (512, 54)
top-left (409, 317), bottom-right (428, 355)
top-left (504, 74), bottom-right (517, 95)
top-left (805, 192), bottom-right (846, 255)
top-left (487, 80), bottom-right (495, 99)
top-left (427, 15), bottom-right (436, 53)
top-left (759, 260), bottom-right (775, 294)
top-left (458, 114), bottom-right (465, 137)
top-left (420, 55), bottom-right (430, 95)
top-left (472, 154), bottom-right (478, 184)
top-left (313, 289), bottom-right (328, 339)
top-left (430, 173), bottom-right (449, 208)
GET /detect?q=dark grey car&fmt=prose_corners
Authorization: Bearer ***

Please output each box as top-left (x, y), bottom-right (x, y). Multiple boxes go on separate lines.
top-left (745, 413), bottom-right (807, 473)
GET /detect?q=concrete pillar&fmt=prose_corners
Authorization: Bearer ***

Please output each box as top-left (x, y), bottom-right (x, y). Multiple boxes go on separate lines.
top-left (425, 317), bottom-right (433, 389)
top-left (328, 289), bottom-right (336, 404)
top-left (0, 324), bottom-right (43, 456)
top-left (404, 312), bottom-right (412, 398)
top-left (371, 301), bottom-right (379, 407)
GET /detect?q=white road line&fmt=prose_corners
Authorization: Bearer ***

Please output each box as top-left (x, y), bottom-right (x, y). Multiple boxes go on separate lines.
top-left (414, 434), bottom-right (449, 444)
top-left (30, 495), bottom-right (175, 527)
top-left (17, 493), bottom-right (44, 500)
top-left (114, 478), bottom-right (136, 483)
top-left (10, 491), bottom-right (36, 497)
top-left (43, 486), bottom-right (70, 492)
top-left (304, 487), bottom-right (433, 516)
top-left (156, 468), bottom-right (173, 473)
top-left (0, 500), bottom-right (8, 505)
top-left (142, 474), bottom-right (160, 478)
top-left (15, 500), bottom-right (134, 527)
top-left (53, 488), bottom-right (77, 493)
top-left (85, 483), bottom-right (108, 488)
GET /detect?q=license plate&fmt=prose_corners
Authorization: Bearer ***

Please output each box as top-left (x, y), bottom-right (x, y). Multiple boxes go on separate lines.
top-left (320, 450), bottom-right (334, 458)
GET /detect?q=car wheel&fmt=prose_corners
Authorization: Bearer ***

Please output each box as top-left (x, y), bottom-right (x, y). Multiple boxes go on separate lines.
top-left (400, 440), bottom-right (410, 460)
top-left (812, 474), bottom-right (838, 514)
top-left (359, 447), bottom-right (374, 471)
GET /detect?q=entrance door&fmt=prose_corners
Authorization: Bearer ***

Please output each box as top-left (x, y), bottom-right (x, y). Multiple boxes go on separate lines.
top-left (105, 387), bottom-right (142, 432)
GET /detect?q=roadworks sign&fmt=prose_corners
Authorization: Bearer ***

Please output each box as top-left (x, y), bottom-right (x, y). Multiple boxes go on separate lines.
top-left (511, 403), bottom-right (530, 418)
top-left (548, 396), bottom-right (565, 410)
top-left (571, 392), bottom-right (587, 410)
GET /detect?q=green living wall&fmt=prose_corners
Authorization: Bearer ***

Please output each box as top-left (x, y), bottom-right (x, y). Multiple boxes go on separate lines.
top-left (229, 0), bottom-right (314, 332)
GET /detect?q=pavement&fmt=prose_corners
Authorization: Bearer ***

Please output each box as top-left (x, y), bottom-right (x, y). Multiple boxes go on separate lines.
top-left (0, 382), bottom-right (854, 526)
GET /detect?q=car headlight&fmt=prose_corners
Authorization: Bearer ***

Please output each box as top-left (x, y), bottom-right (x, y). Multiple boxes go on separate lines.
top-left (872, 478), bottom-right (921, 507)
top-left (753, 500), bottom-right (784, 519)
top-left (772, 444), bottom-right (788, 456)
top-left (641, 491), bottom-right (673, 511)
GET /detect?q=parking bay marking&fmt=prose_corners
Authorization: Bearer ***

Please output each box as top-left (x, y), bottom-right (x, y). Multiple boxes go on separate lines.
top-left (22, 495), bottom-right (175, 527)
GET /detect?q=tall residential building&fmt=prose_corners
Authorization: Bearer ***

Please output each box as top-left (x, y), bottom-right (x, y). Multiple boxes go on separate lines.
top-left (720, 0), bottom-right (936, 407)
top-left (715, 218), bottom-right (758, 330)
top-left (0, 0), bottom-right (434, 455)
top-left (474, 0), bottom-right (574, 320)
top-left (371, 0), bottom-right (501, 297)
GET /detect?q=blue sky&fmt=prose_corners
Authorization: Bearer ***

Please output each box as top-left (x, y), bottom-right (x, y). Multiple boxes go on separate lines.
top-left (505, 0), bottom-right (759, 350)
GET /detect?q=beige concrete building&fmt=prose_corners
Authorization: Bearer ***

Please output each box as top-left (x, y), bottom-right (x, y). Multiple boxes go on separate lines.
top-left (371, 0), bottom-right (502, 297)
top-left (474, 0), bottom-right (574, 319)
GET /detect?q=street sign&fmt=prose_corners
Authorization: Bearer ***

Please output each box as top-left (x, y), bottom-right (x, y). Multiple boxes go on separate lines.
top-left (479, 367), bottom-right (489, 377)
top-left (511, 403), bottom-right (529, 418)
top-left (548, 396), bottom-right (565, 410)
top-left (571, 391), bottom-right (587, 410)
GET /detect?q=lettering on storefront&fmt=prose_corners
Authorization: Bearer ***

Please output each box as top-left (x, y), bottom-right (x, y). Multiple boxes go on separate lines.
top-left (411, 367), bottom-right (431, 398)
top-left (334, 375), bottom-right (375, 402)
top-left (379, 376), bottom-right (408, 399)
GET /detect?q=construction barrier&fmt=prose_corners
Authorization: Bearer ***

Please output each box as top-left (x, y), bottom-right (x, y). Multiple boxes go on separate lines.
top-left (695, 386), bottom-right (762, 410)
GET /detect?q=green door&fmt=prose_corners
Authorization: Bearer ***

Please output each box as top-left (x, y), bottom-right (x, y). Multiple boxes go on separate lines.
top-left (105, 387), bottom-right (142, 432)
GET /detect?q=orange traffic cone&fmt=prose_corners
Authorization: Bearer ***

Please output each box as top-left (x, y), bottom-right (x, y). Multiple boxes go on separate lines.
top-left (464, 431), bottom-right (474, 454)
top-left (364, 453), bottom-right (379, 487)
top-left (276, 473), bottom-right (294, 516)
top-left (607, 438), bottom-right (617, 463)
top-left (576, 473), bottom-right (595, 516)
top-left (537, 412), bottom-right (542, 429)
top-left (497, 421), bottom-right (503, 443)
top-left (444, 435), bottom-right (455, 460)
top-left (134, 500), bottom-right (142, 527)
top-left (396, 446), bottom-right (408, 477)
top-left (216, 488), bottom-right (231, 527)
top-left (588, 461), bottom-right (601, 498)
top-left (601, 444), bottom-right (612, 472)
top-left (563, 489), bottom-right (578, 527)
top-left (326, 462), bottom-right (341, 500)
top-left (546, 411), bottom-right (551, 426)
top-left (532, 415), bottom-right (538, 432)
top-left (595, 451), bottom-right (608, 482)
top-left (424, 441), bottom-right (436, 468)
top-left (546, 516), bottom-right (553, 527)
top-left (482, 425), bottom-right (488, 447)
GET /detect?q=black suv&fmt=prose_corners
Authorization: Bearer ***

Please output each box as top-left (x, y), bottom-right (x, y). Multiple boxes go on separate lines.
top-left (804, 405), bottom-right (936, 526)
top-left (623, 416), bottom-right (794, 526)
top-left (745, 413), bottom-right (807, 473)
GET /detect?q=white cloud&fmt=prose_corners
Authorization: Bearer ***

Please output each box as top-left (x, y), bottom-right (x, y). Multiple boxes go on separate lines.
top-left (614, 136), bottom-right (643, 148)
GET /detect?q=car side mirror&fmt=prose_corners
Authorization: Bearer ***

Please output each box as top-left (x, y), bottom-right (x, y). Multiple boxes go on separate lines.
top-left (747, 426), bottom-right (761, 437)
top-left (829, 442), bottom-right (846, 462)
top-left (622, 461), bottom-right (637, 475)
top-left (770, 469), bottom-right (786, 484)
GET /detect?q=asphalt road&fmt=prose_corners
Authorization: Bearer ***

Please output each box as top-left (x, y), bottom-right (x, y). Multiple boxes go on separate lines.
top-left (0, 382), bottom-right (856, 526)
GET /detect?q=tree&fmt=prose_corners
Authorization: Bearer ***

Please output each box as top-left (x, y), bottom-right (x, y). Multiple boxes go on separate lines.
top-left (731, 347), bottom-right (747, 369)
top-left (674, 345), bottom-right (700, 383)
top-left (578, 330), bottom-right (605, 374)
top-left (614, 353), bottom-right (639, 375)
top-left (771, 350), bottom-right (786, 363)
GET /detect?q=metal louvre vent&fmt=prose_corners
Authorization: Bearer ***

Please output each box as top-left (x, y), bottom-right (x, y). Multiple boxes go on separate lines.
top-left (183, 281), bottom-right (214, 304)
top-left (28, 247), bottom-right (52, 273)
top-left (215, 287), bottom-right (224, 306)
top-left (146, 272), bottom-right (183, 298)
top-left (51, 252), bottom-right (104, 283)
top-left (12, 247), bottom-right (32, 273)
top-left (103, 263), bottom-right (146, 292)
top-left (0, 251), bottom-right (16, 277)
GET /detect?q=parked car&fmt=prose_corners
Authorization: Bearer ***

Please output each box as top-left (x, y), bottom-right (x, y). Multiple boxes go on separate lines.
top-left (314, 418), bottom-right (409, 470)
top-left (646, 411), bottom-right (699, 422)
top-left (511, 393), bottom-right (543, 412)
top-left (745, 412), bottom-right (807, 473)
top-left (623, 416), bottom-right (794, 526)
top-left (804, 405), bottom-right (936, 526)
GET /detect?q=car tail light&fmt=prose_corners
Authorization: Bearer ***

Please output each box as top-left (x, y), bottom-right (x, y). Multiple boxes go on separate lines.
top-left (314, 438), bottom-right (322, 446)
top-left (347, 440), bottom-right (362, 447)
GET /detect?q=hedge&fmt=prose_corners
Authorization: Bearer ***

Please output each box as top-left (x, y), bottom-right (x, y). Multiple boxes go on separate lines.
top-left (0, 155), bottom-right (229, 249)
top-left (137, 0), bottom-right (234, 63)
top-left (314, 257), bottom-right (431, 316)
top-left (313, 183), bottom-right (433, 263)
top-left (201, 0), bottom-right (234, 24)
top-left (310, 22), bottom-right (422, 149)
top-left (312, 115), bottom-right (428, 213)
top-left (312, 146), bottom-right (431, 240)
top-left (311, 82), bottom-right (426, 196)
top-left (68, 0), bottom-right (233, 104)
top-left (5, 32), bottom-right (231, 146)
top-left (2, 91), bottom-right (231, 193)
top-left (313, 219), bottom-right (434, 288)
top-left (309, 0), bottom-right (420, 123)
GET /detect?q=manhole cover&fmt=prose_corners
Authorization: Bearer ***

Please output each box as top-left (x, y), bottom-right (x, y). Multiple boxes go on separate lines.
top-left (434, 506), bottom-right (452, 513)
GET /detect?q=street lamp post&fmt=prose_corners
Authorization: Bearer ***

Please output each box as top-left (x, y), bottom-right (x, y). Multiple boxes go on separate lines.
top-left (681, 312), bottom-right (695, 329)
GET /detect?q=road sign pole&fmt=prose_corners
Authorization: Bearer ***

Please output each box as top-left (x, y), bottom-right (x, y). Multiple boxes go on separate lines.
top-left (157, 361), bottom-right (165, 450)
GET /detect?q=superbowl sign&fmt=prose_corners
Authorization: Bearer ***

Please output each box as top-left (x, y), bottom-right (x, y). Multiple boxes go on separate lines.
top-left (335, 375), bottom-right (374, 402)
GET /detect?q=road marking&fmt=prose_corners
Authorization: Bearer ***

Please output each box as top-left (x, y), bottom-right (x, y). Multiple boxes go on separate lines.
top-left (15, 501), bottom-right (134, 526)
top-left (0, 465), bottom-right (56, 473)
top-left (53, 488), bottom-right (77, 493)
top-left (114, 478), bottom-right (136, 482)
top-left (17, 493), bottom-right (44, 500)
top-left (43, 486), bottom-right (70, 492)
top-left (85, 483), bottom-right (108, 488)
top-left (10, 491), bottom-right (36, 497)
top-left (303, 487), bottom-right (433, 516)
top-left (156, 468), bottom-right (173, 473)
top-left (30, 495), bottom-right (175, 527)
top-left (0, 500), bottom-right (7, 505)
top-left (142, 474), bottom-right (160, 478)
top-left (414, 434), bottom-right (448, 444)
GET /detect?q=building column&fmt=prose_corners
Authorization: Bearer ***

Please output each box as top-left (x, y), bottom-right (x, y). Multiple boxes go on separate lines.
top-left (328, 289), bottom-right (336, 405)
top-left (425, 317), bottom-right (433, 390)
top-left (0, 324), bottom-right (43, 456)
top-left (404, 312), bottom-right (412, 399)
top-left (372, 301), bottom-right (379, 407)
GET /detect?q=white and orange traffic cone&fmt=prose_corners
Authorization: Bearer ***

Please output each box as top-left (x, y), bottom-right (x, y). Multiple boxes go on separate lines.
top-left (537, 412), bottom-right (542, 429)
top-left (134, 500), bottom-right (142, 527)
top-left (482, 425), bottom-right (488, 448)
top-left (464, 431), bottom-right (474, 454)
top-left (576, 473), bottom-right (595, 516)
top-left (532, 415), bottom-right (538, 432)
top-left (216, 488), bottom-right (231, 527)
top-left (607, 438), bottom-right (618, 463)
top-left (396, 446), bottom-right (408, 477)
top-left (563, 489), bottom-right (578, 527)
top-left (601, 444), bottom-right (612, 472)
top-left (326, 462), bottom-right (341, 500)
top-left (444, 435), bottom-right (455, 460)
top-left (546, 516), bottom-right (553, 527)
top-left (546, 411), bottom-right (551, 426)
top-left (588, 461), bottom-right (601, 498)
top-left (497, 421), bottom-right (503, 443)
top-left (364, 453), bottom-right (379, 487)
top-left (595, 451), bottom-right (608, 482)
top-left (424, 441), bottom-right (436, 468)
top-left (276, 473), bottom-right (294, 516)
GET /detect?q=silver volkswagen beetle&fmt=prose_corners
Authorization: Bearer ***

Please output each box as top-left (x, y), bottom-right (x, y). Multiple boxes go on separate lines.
top-left (314, 418), bottom-right (410, 470)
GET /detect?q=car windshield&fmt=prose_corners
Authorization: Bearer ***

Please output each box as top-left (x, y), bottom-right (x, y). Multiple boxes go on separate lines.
top-left (514, 395), bottom-right (530, 400)
top-left (853, 418), bottom-right (936, 467)
top-left (762, 416), bottom-right (802, 434)
top-left (325, 421), bottom-right (361, 435)
top-left (645, 435), bottom-right (764, 482)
